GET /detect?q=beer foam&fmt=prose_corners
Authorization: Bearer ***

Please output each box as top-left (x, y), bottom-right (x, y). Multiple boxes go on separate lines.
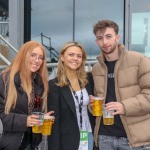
top-left (44, 115), bottom-right (53, 119)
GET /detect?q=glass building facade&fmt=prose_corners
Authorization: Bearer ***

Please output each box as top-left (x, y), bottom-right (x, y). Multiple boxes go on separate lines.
top-left (0, 0), bottom-right (150, 61)
top-left (31, 0), bottom-right (124, 61)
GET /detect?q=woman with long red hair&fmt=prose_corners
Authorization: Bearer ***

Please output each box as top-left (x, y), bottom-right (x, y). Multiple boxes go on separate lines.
top-left (0, 41), bottom-right (54, 150)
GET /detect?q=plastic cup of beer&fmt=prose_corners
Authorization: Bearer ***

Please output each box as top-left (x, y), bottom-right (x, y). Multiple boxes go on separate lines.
top-left (32, 112), bottom-right (44, 133)
top-left (92, 96), bottom-right (104, 116)
top-left (42, 115), bottom-right (53, 136)
top-left (102, 104), bottom-right (114, 125)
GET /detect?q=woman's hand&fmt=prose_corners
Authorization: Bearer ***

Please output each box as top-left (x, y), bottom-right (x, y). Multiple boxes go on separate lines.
top-left (26, 114), bottom-right (40, 127)
top-left (45, 111), bottom-right (55, 123)
top-left (26, 111), bottom-right (55, 127)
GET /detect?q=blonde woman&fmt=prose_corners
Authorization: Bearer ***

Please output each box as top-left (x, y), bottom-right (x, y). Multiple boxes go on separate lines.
top-left (48, 41), bottom-right (95, 150)
top-left (0, 41), bottom-right (54, 150)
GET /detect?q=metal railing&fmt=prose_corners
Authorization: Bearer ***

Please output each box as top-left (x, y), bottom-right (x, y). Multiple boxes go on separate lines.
top-left (0, 53), bottom-right (10, 65)
top-left (0, 35), bottom-right (18, 70)
top-left (0, 35), bottom-right (97, 78)
top-left (0, 35), bottom-right (18, 53)
top-left (41, 33), bottom-right (59, 62)
top-left (47, 60), bottom-right (97, 80)
top-left (0, 21), bottom-right (9, 37)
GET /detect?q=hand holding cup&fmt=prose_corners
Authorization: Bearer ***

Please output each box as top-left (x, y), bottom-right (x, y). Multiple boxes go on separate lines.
top-left (31, 112), bottom-right (44, 133)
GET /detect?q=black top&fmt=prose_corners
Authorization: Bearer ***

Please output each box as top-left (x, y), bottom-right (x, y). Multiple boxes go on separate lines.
top-left (99, 60), bottom-right (127, 137)
top-left (0, 72), bottom-right (44, 149)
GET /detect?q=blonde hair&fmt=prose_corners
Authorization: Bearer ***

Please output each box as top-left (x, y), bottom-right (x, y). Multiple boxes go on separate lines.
top-left (57, 41), bottom-right (88, 87)
top-left (2, 41), bottom-right (48, 114)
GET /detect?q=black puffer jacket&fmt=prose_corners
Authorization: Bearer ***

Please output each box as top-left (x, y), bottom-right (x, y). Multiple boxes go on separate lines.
top-left (0, 72), bottom-right (44, 150)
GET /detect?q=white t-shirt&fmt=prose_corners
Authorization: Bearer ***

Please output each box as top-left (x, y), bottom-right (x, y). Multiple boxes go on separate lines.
top-left (72, 88), bottom-right (92, 132)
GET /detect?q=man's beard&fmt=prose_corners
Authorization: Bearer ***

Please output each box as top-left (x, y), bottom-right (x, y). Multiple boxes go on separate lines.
top-left (101, 43), bottom-right (117, 55)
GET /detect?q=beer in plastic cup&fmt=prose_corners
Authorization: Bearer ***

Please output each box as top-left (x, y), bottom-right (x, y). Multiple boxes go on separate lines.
top-left (102, 104), bottom-right (114, 125)
top-left (42, 115), bottom-right (53, 136)
top-left (32, 112), bottom-right (44, 133)
top-left (92, 97), bottom-right (104, 116)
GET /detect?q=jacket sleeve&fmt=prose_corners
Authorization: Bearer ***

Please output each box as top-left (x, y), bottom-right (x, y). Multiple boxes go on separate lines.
top-left (87, 72), bottom-right (96, 132)
top-left (87, 72), bottom-right (94, 114)
top-left (121, 56), bottom-right (150, 116)
top-left (87, 72), bottom-right (94, 94)
top-left (0, 75), bottom-right (28, 132)
top-left (47, 79), bottom-right (60, 150)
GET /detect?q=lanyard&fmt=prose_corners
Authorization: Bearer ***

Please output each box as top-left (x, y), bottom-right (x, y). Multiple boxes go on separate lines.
top-left (70, 84), bottom-right (83, 129)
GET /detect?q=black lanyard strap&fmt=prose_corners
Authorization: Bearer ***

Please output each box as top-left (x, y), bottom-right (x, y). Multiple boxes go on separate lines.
top-left (72, 89), bottom-right (83, 129)
top-left (69, 82), bottom-right (83, 129)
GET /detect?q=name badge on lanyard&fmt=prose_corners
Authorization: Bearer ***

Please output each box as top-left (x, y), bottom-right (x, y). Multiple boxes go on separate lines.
top-left (79, 131), bottom-right (88, 150)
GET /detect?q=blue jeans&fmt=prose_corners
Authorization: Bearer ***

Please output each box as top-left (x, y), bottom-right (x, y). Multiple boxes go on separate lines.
top-left (99, 135), bottom-right (146, 150)
top-left (88, 132), bottom-right (93, 150)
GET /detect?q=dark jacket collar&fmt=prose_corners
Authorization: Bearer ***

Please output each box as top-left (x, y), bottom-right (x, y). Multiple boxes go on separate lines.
top-left (14, 72), bottom-right (44, 97)
top-left (60, 79), bottom-right (92, 118)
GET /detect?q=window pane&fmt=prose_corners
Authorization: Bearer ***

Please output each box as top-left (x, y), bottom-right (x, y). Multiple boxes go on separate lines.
top-left (31, 0), bottom-right (73, 61)
top-left (75, 0), bottom-right (124, 60)
top-left (130, 0), bottom-right (150, 57)
top-left (31, 0), bottom-right (124, 61)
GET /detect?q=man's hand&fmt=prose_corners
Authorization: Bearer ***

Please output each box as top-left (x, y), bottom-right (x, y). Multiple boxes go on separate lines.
top-left (106, 102), bottom-right (125, 115)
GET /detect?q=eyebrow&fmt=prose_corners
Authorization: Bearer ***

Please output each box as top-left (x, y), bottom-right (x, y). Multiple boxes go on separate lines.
top-left (31, 52), bottom-right (44, 57)
top-left (97, 34), bottom-right (112, 38)
top-left (68, 52), bottom-right (82, 55)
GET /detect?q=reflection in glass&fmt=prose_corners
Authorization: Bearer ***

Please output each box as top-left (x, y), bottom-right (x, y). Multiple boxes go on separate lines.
top-left (31, 0), bottom-right (124, 61)
top-left (130, 0), bottom-right (150, 56)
